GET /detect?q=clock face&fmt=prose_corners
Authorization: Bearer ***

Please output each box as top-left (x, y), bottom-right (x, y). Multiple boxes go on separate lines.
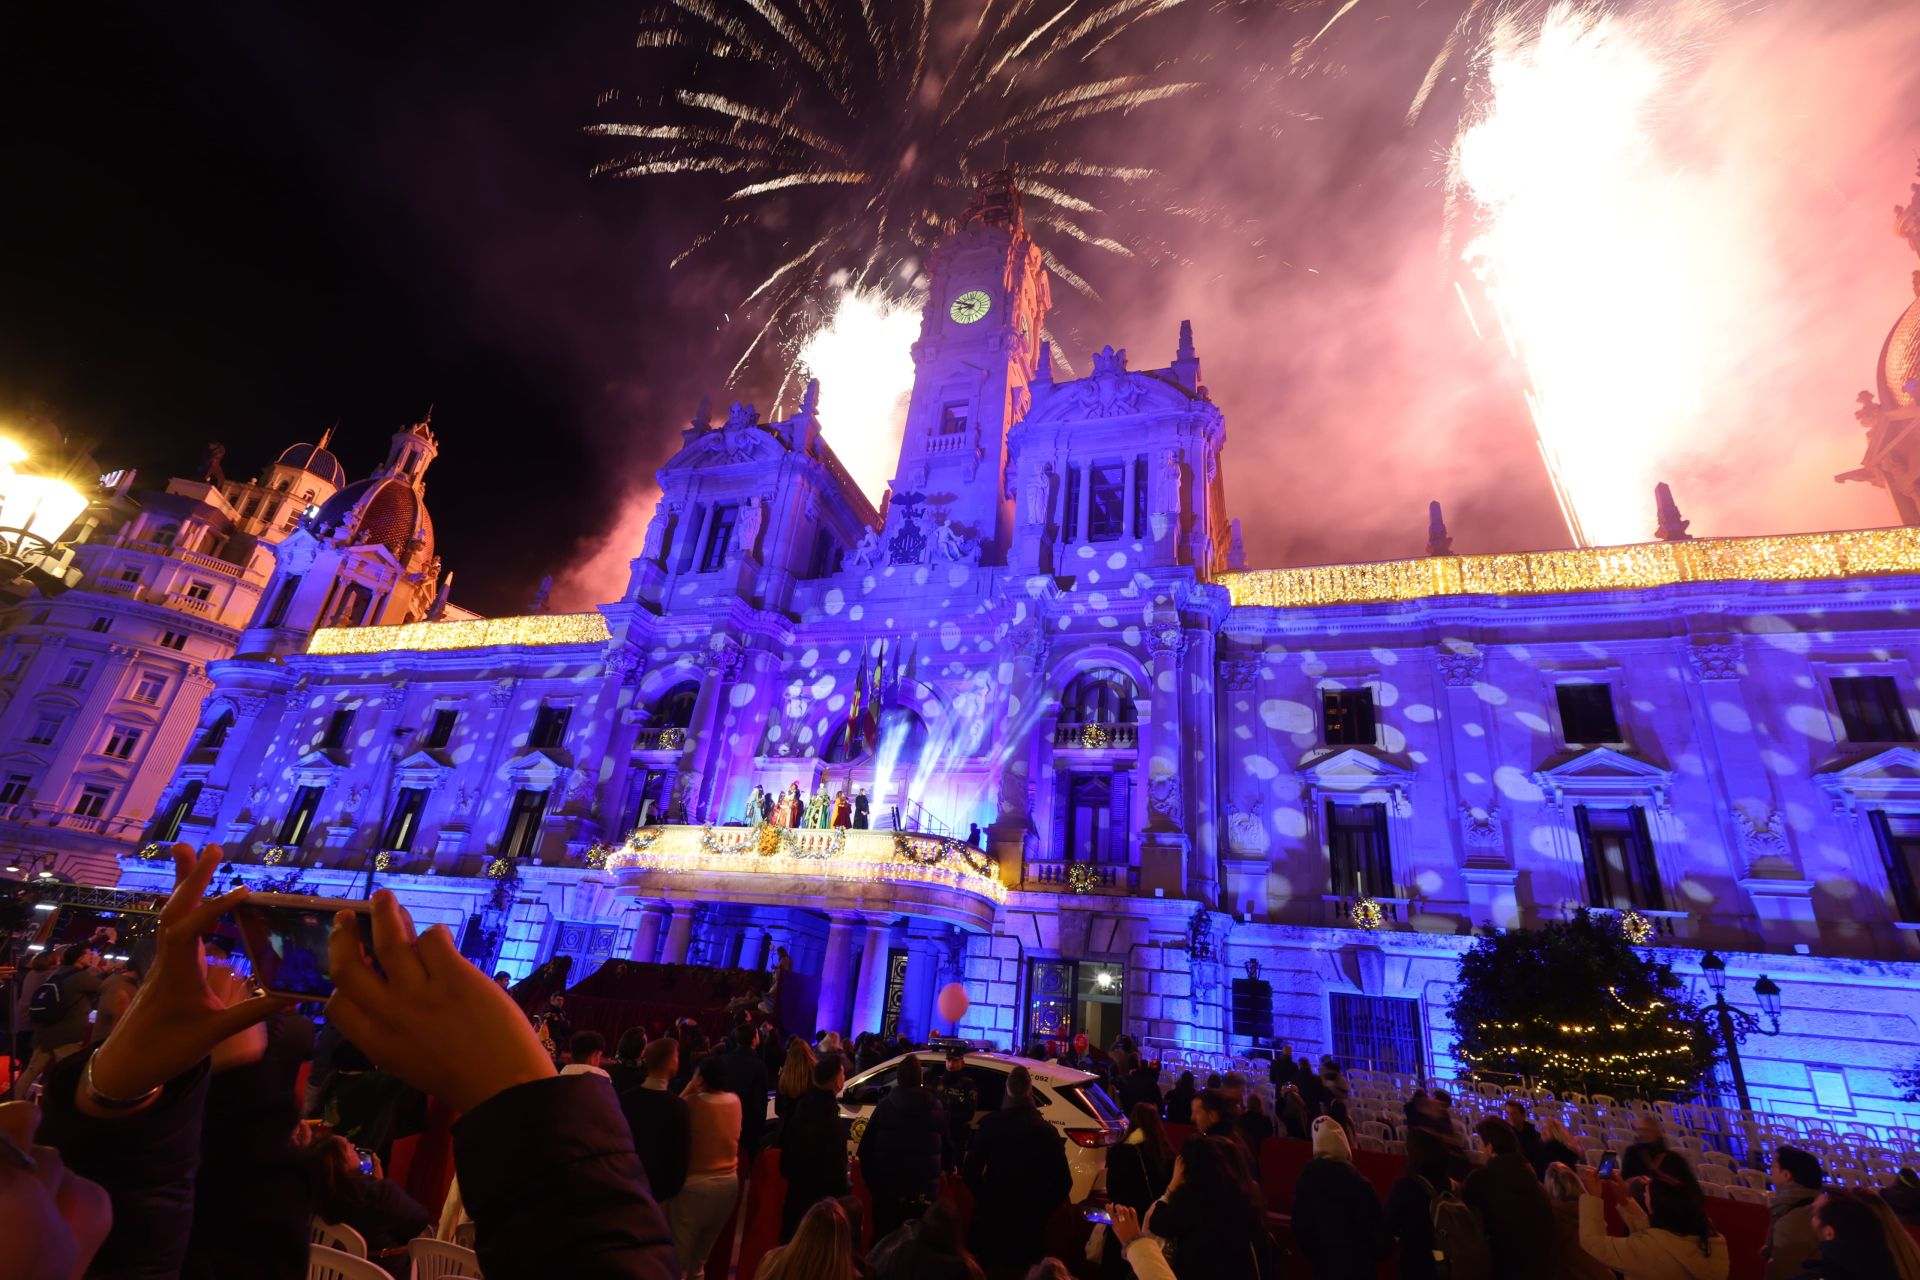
top-left (949, 289), bottom-right (992, 325)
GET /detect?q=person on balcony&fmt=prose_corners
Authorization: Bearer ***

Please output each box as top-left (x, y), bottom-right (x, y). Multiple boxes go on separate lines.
top-left (831, 788), bottom-right (852, 828)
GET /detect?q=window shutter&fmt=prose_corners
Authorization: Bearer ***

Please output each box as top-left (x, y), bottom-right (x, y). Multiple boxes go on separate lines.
top-left (1357, 692), bottom-right (1377, 745)
top-left (1573, 804), bottom-right (1602, 905)
top-left (1869, 810), bottom-right (1920, 920)
top-left (1367, 802), bottom-right (1393, 897)
top-left (1052, 772), bottom-right (1071, 860)
top-left (1062, 466), bottom-right (1081, 544)
top-left (1626, 805), bottom-right (1664, 910)
top-left (1109, 771), bottom-right (1131, 863)
top-left (1325, 799), bottom-right (1343, 894)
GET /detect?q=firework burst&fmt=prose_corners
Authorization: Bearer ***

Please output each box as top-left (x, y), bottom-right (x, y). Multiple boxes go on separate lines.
top-left (589, 0), bottom-right (1202, 384)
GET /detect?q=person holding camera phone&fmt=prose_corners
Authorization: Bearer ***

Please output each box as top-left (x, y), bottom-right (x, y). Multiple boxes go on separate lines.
top-left (25, 843), bottom-right (678, 1280)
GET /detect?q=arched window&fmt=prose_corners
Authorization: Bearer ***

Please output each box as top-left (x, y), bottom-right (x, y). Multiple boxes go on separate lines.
top-left (874, 706), bottom-right (929, 771)
top-left (1059, 668), bottom-right (1138, 727)
top-left (650, 681), bottom-right (700, 729)
top-left (198, 709), bottom-right (234, 752)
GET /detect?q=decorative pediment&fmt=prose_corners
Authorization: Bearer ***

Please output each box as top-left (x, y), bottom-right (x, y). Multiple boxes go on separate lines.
top-left (1532, 746), bottom-right (1673, 811)
top-left (288, 748), bottom-right (346, 786)
top-left (503, 747), bottom-right (573, 787)
top-left (668, 422), bottom-right (786, 470)
top-left (1024, 368), bottom-right (1202, 425)
top-left (1297, 746), bottom-right (1417, 789)
top-left (1816, 745), bottom-right (1920, 808)
top-left (392, 749), bottom-right (454, 790)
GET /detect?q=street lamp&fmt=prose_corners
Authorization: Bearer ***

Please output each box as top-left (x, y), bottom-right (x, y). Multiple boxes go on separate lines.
top-left (0, 432), bottom-right (88, 594)
top-left (1699, 950), bottom-right (1783, 1116)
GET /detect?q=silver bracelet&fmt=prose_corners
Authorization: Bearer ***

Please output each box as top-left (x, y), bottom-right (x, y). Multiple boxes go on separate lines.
top-left (83, 1054), bottom-right (163, 1111)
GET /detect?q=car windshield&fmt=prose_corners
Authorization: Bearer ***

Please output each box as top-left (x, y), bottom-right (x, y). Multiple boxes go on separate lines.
top-left (1061, 1080), bottom-right (1127, 1125)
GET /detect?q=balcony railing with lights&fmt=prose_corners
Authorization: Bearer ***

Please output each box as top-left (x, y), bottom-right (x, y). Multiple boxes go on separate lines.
top-left (604, 823), bottom-right (1007, 906)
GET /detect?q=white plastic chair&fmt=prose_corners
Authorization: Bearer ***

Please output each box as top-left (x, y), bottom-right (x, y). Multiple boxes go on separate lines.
top-left (309, 1244), bottom-right (389, 1280)
top-left (310, 1218), bottom-right (369, 1259)
top-left (408, 1237), bottom-right (483, 1279)
top-left (1697, 1164), bottom-right (1733, 1185)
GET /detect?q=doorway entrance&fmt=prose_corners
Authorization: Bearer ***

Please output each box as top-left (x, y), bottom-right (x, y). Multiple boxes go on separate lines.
top-left (1023, 958), bottom-right (1126, 1050)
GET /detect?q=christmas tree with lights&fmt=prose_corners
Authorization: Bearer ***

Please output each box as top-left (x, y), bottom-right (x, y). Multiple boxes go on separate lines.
top-left (1448, 910), bottom-right (1720, 1099)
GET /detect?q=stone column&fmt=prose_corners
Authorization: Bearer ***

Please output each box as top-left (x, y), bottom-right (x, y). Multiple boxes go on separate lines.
top-left (1137, 619), bottom-right (1189, 897)
top-left (815, 915), bottom-right (859, 1036)
top-left (683, 641), bottom-right (745, 823)
top-left (738, 926), bottom-right (768, 972)
top-left (1184, 626), bottom-right (1220, 907)
top-left (661, 906), bottom-right (695, 965)
top-left (849, 920), bottom-right (893, 1036)
top-left (630, 903), bottom-right (668, 963)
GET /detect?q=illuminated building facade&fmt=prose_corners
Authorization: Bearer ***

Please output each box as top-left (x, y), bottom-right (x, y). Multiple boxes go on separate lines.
top-left (119, 174), bottom-right (1920, 1124)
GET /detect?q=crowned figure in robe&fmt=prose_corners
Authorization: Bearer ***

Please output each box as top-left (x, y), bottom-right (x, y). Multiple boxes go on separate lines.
top-left (744, 785), bottom-right (767, 826)
top-left (776, 782), bottom-right (803, 827)
top-left (831, 788), bottom-right (852, 828)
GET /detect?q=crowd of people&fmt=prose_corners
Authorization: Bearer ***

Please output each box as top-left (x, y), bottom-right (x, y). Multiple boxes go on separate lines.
top-left (9, 845), bottom-right (1920, 1280)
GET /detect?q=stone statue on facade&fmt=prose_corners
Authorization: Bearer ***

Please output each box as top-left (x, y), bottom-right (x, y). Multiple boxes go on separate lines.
top-left (1896, 163), bottom-right (1920, 262)
top-left (724, 401), bottom-right (760, 431)
top-left (1425, 500), bottom-right (1454, 556)
top-left (848, 526), bottom-right (882, 568)
top-left (528, 576), bottom-right (553, 614)
top-left (736, 496), bottom-right (766, 560)
top-left (641, 503), bottom-right (670, 563)
top-left (1026, 464), bottom-right (1055, 527)
top-left (1653, 481), bottom-right (1692, 542)
top-left (934, 518), bottom-right (982, 564)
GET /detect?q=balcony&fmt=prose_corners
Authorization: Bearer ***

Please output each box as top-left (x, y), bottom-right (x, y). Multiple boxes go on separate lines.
top-left (1052, 721), bottom-right (1138, 750)
top-left (1023, 859), bottom-right (1139, 894)
top-left (0, 803), bottom-right (144, 840)
top-left (633, 726), bottom-right (691, 753)
top-left (606, 824), bottom-right (1006, 929)
top-left (114, 537), bottom-right (260, 582)
top-left (1323, 894), bottom-right (1410, 930)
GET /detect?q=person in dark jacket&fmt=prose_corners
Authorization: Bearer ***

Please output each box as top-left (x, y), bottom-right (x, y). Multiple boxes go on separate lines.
top-left (618, 1038), bottom-right (693, 1202)
top-left (870, 1198), bottom-right (985, 1280)
top-left (606, 1027), bottom-right (650, 1095)
top-left (34, 846), bottom-right (681, 1280)
top-left (1143, 1134), bottom-right (1271, 1280)
top-left (1237, 1093), bottom-right (1277, 1161)
top-left (780, 1055), bottom-right (852, 1241)
top-left (1292, 1115), bottom-right (1386, 1280)
top-left (309, 1134), bottom-right (431, 1253)
top-left (1117, 1060), bottom-right (1163, 1116)
top-left (858, 1053), bottom-right (949, 1239)
top-left (1620, 1113), bottom-right (1670, 1181)
top-left (1296, 1057), bottom-right (1330, 1117)
top-left (1462, 1118), bottom-right (1556, 1280)
top-left (963, 1066), bottom-right (1072, 1280)
top-left (1505, 1099), bottom-right (1545, 1170)
top-left (939, 1048), bottom-right (978, 1164)
top-left (720, 1021), bottom-right (773, 1158)
top-left (1796, 1190), bottom-right (1899, 1280)
top-left (1162, 1071), bottom-right (1197, 1124)
top-left (1102, 1103), bottom-right (1173, 1279)
top-left (1384, 1127), bottom-right (1452, 1280)
top-left (1267, 1045), bottom-right (1297, 1091)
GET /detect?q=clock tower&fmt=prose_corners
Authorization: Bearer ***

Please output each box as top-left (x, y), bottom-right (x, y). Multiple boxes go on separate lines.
top-left (885, 170), bottom-right (1051, 565)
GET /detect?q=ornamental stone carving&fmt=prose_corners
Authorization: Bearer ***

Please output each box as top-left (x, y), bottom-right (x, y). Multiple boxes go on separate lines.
top-left (1459, 805), bottom-right (1503, 849)
top-left (1688, 640), bottom-right (1742, 680)
top-left (1434, 647), bottom-right (1484, 686)
top-left (604, 646), bottom-right (641, 679)
top-left (490, 678), bottom-right (516, 709)
top-left (1220, 657), bottom-right (1259, 691)
top-left (1225, 802), bottom-right (1269, 856)
top-left (1736, 809), bottom-right (1790, 858)
top-left (383, 680), bottom-right (408, 709)
top-left (1148, 770), bottom-right (1184, 823)
top-left (1147, 626), bottom-right (1187, 658)
top-left (703, 640), bottom-right (746, 681)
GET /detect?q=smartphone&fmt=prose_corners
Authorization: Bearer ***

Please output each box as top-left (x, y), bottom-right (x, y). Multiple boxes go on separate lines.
top-left (355, 1146), bottom-right (376, 1176)
top-left (229, 893), bottom-right (375, 999)
top-left (1083, 1208), bottom-right (1113, 1225)
top-left (1597, 1154), bottom-right (1618, 1178)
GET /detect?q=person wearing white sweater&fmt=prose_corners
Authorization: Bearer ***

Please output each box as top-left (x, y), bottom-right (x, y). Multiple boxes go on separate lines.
top-left (1576, 1164), bottom-right (1729, 1280)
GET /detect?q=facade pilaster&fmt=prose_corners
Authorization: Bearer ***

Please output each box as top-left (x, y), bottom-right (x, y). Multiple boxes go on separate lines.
top-left (815, 914), bottom-right (859, 1036)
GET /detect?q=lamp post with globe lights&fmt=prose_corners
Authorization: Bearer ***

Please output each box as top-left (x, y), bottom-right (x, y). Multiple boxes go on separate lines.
top-left (0, 429), bottom-right (91, 598)
top-left (1699, 950), bottom-right (1783, 1116)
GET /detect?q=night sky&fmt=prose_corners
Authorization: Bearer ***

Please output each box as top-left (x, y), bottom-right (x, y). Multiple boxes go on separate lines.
top-left (2, 2), bottom-right (1907, 617)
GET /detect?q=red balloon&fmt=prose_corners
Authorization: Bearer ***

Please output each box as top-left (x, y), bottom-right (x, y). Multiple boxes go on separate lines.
top-left (936, 982), bottom-right (970, 1024)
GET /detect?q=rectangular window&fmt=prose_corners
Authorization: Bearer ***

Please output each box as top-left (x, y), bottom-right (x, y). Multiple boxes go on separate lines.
top-left (320, 707), bottom-right (355, 751)
top-left (939, 403), bottom-right (968, 436)
top-left (1575, 804), bottom-right (1666, 911)
top-left (90, 616), bottom-right (112, 634)
top-left (1065, 773), bottom-right (1113, 862)
top-left (1087, 462), bottom-right (1127, 542)
top-left (1832, 675), bottom-right (1914, 743)
top-left (1329, 992), bottom-right (1425, 1077)
top-left (103, 726), bottom-right (142, 760)
top-left (528, 703), bottom-right (571, 750)
top-left (185, 580), bottom-right (214, 602)
top-left (1061, 466), bottom-right (1081, 542)
top-left (276, 785), bottom-right (326, 847)
top-left (1326, 801), bottom-right (1392, 898)
top-left (59, 660), bottom-right (93, 688)
top-left (1322, 687), bottom-right (1376, 746)
top-left (1557, 682), bottom-right (1622, 745)
top-left (425, 708), bottom-right (458, 750)
top-left (73, 786), bottom-right (112, 819)
top-left (264, 574), bottom-right (302, 628)
top-left (26, 714), bottom-right (63, 745)
top-left (0, 774), bottom-right (29, 805)
top-left (160, 631), bottom-right (188, 651)
top-left (151, 780), bottom-right (202, 843)
top-left (118, 567), bottom-right (141, 583)
top-left (381, 787), bottom-right (429, 853)
top-left (700, 504), bottom-right (738, 573)
top-left (1867, 811), bottom-right (1920, 922)
top-left (501, 787), bottom-right (550, 858)
top-left (1132, 455), bottom-right (1148, 538)
top-left (131, 672), bottom-right (166, 704)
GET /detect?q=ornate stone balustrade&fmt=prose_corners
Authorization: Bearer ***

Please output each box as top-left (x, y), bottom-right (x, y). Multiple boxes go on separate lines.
top-left (605, 823), bottom-right (1006, 927)
top-left (1219, 526), bottom-right (1920, 609)
top-left (1023, 860), bottom-right (1139, 894)
top-left (307, 612), bottom-right (612, 656)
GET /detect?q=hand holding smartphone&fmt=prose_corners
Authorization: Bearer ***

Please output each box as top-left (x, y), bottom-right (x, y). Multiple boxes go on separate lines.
top-left (229, 894), bottom-right (376, 999)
